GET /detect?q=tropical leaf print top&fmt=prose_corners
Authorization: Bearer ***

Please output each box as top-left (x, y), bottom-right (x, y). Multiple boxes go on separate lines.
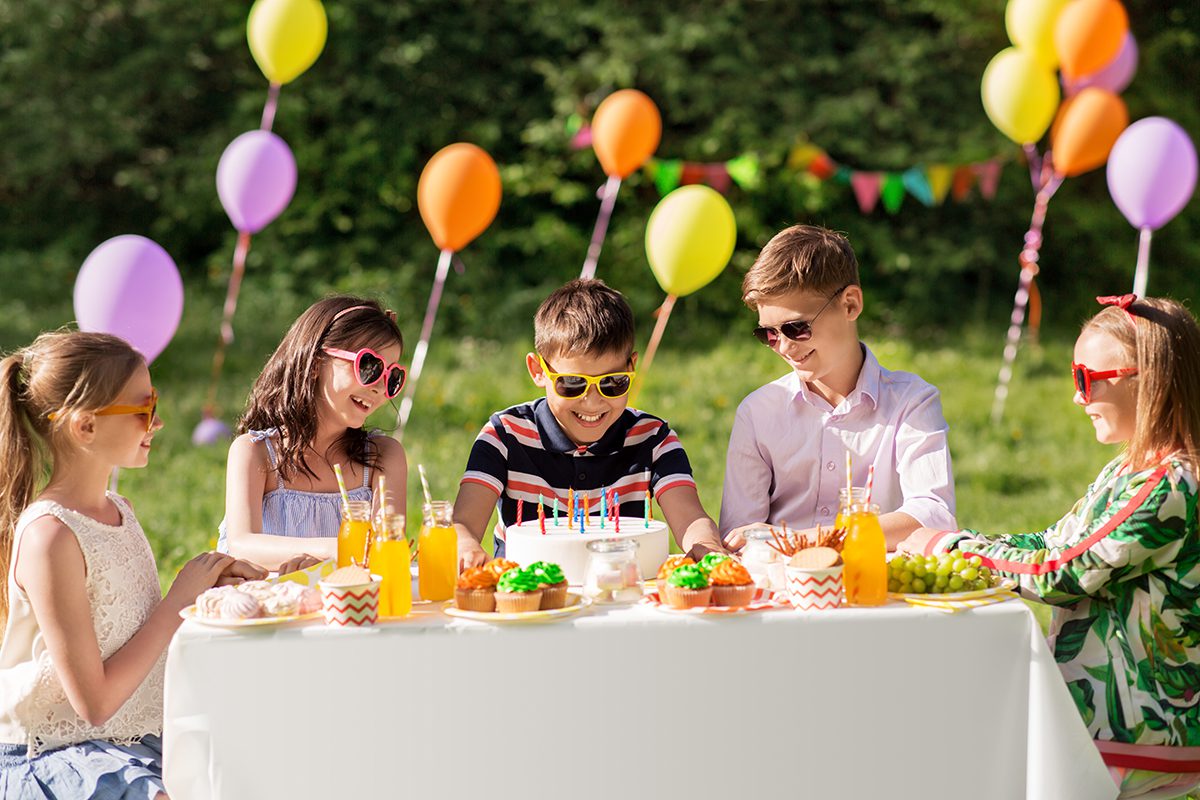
top-left (926, 457), bottom-right (1200, 763)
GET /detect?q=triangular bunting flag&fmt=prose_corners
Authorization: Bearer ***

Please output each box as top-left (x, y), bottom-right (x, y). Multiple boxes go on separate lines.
top-left (951, 166), bottom-right (976, 201)
top-left (726, 154), bottom-right (761, 190)
top-left (850, 172), bottom-right (883, 214)
top-left (902, 167), bottom-right (935, 207)
top-left (974, 160), bottom-right (1003, 200)
top-left (833, 166), bottom-right (853, 186)
top-left (808, 152), bottom-right (838, 180)
top-left (680, 162), bottom-right (705, 187)
top-left (881, 173), bottom-right (905, 214)
top-left (705, 163), bottom-right (732, 193)
top-left (926, 164), bottom-right (954, 205)
top-left (654, 159), bottom-right (683, 196)
top-left (788, 142), bottom-right (825, 170)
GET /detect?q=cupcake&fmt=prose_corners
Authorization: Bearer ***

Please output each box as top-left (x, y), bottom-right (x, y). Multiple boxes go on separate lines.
top-left (455, 566), bottom-right (499, 612)
top-left (484, 558), bottom-right (521, 581)
top-left (696, 552), bottom-right (731, 575)
top-left (528, 561), bottom-right (568, 609)
top-left (655, 555), bottom-right (694, 587)
top-left (660, 564), bottom-right (712, 609)
top-left (494, 567), bottom-right (544, 613)
top-left (708, 559), bottom-right (757, 607)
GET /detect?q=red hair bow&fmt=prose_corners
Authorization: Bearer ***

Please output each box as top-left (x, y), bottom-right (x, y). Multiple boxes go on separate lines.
top-left (1096, 294), bottom-right (1138, 310)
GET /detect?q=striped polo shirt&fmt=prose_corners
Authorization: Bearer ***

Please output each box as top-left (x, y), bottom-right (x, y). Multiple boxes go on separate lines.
top-left (461, 398), bottom-right (697, 556)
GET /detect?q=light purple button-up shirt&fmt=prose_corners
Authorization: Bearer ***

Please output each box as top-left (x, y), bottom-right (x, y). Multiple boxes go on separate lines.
top-left (719, 344), bottom-right (956, 535)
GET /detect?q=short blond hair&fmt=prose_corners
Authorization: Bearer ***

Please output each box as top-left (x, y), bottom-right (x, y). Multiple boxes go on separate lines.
top-left (742, 224), bottom-right (859, 309)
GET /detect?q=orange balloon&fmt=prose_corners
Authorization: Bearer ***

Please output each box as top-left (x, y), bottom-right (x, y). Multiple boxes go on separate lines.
top-left (590, 89), bottom-right (662, 179)
top-left (1051, 88), bottom-right (1128, 177)
top-left (417, 143), bottom-right (501, 252)
top-left (1054, 0), bottom-right (1128, 80)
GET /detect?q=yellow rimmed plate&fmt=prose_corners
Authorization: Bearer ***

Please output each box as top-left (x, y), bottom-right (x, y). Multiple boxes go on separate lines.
top-left (179, 606), bottom-right (323, 628)
top-left (888, 577), bottom-right (1017, 602)
top-left (442, 592), bottom-right (591, 623)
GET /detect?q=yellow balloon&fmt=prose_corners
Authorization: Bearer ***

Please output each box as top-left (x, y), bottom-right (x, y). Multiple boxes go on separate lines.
top-left (645, 186), bottom-right (737, 298)
top-left (981, 47), bottom-right (1060, 145)
top-left (1005, 0), bottom-right (1071, 68)
top-left (247, 0), bottom-right (328, 85)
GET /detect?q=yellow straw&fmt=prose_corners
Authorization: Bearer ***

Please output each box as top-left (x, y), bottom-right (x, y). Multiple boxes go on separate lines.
top-left (378, 473), bottom-right (389, 516)
top-left (845, 450), bottom-right (853, 498)
top-left (332, 463), bottom-right (351, 515)
top-left (417, 463), bottom-right (433, 507)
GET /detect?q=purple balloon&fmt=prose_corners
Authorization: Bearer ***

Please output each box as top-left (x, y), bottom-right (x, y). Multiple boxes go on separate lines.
top-left (74, 235), bottom-right (184, 364)
top-left (216, 130), bottom-right (297, 234)
top-left (192, 415), bottom-right (232, 446)
top-left (1107, 117), bottom-right (1198, 231)
top-left (1065, 33), bottom-right (1138, 96)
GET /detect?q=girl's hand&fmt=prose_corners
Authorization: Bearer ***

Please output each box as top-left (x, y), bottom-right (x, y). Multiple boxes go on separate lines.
top-left (214, 559), bottom-right (269, 586)
top-left (277, 554), bottom-right (322, 575)
top-left (896, 527), bottom-right (943, 556)
top-left (164, 552), bottom-right (235, 611)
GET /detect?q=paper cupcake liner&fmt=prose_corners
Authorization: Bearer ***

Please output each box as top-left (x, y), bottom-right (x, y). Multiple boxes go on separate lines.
top-left (712, 583), bottom-right (757, 608)
top-left (661, 583), bottom-right (713, 609)
top-left (454, 587), bottom-right (496, 612)
top-left (539, 582), bottom-right (568, 610)
top-left (494, 590), bottom-right (543, 613)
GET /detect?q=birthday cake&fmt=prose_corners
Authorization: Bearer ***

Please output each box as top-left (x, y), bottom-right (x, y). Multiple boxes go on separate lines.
top-left (505, 516), bottom-right (670, 585)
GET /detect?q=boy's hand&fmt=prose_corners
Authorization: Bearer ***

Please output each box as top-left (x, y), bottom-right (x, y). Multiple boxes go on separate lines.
top-left (458, 536), bottom-right (487, 572)
top-left (277, 554), bottom-right (322, 575)
top-left (722, 523), bottom-right (767, 553)
top-left (896, 527), bottom-right (943, 556)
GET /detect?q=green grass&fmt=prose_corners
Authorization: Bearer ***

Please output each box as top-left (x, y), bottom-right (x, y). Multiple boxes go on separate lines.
top-left (1, 277), bottom-right (1111, 592)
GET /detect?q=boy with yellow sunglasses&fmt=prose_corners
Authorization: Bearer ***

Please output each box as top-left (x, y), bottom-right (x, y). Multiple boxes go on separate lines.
top-left (453, 279), bottom-right (726, 568)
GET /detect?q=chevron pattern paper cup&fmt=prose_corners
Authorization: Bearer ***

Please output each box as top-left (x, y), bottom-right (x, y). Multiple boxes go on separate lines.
top-left (785, 564), bottom-right (843, 611)
top-left (319, 575), bottom-right (382, 626)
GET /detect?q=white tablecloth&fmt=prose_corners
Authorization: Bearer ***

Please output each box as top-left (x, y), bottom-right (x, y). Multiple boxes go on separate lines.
top-left (163, 598), bottom-right (1116, 800)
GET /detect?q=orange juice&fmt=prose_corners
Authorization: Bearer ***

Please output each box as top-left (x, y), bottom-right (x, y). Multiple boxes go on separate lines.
top-left (418, 501), bottom-right (457, 601)
top-left (369, 538), bottom-right (412, 618)
top-left (337, 501), bottom-right (373, 568)
top-left (842, 503), bottom-right (887, 606)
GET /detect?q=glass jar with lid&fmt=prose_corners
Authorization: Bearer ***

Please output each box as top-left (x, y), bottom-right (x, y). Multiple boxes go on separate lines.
top-left (739, 525), bottom-right (785, 592)
top-left (583, 538), bottom-right (644, 604)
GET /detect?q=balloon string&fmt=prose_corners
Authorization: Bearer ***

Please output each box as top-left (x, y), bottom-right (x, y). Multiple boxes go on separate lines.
top-left (1132, 226), bottom-right (1152, 297)
top-left (991, 173), bottom-right (1063, 424)
top-left (260, 83), bottom-right (281, 132)
top-left (396, 248), bottom-right (454, 440)
top-left (629, 294), bottom-right (676, 407)
top-left (202, 231), bottom-right (253, 417)
top-left (580, 175), bottom-right (622, 280)
top-left (1022, 144), bottom-right (1042, 192)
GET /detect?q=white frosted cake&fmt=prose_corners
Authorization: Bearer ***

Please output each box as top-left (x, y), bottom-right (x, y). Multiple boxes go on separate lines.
top-left (505, 516), bottom-right (670, 585)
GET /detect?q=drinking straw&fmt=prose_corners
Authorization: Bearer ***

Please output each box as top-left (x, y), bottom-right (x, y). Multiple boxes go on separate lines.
top-left (845, 451), bottom-right (853, 498)
top-left (417, 463), bottom-right (433, 507)
top-left (333, 463), bottom-right (351, 516)
top-left (866, 465), bottom-right (875, 506)
top-left (378, 473), bottom-right (388, 515)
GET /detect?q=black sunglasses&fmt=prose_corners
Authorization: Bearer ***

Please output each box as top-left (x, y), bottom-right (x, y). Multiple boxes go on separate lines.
top-left (753, 285), bottom-right (850, 347)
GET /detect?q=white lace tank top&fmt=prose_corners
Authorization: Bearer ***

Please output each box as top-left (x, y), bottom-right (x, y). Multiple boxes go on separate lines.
top-left (0, 494), bottom-right (165, 755)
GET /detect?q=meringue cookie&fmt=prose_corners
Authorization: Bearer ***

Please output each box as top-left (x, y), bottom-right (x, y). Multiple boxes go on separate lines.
top-left (219, 590), bottom-right (262, 620)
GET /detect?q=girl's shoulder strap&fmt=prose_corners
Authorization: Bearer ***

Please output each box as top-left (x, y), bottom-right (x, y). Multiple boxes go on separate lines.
top-left (246, 428), bottom-right (285, 490)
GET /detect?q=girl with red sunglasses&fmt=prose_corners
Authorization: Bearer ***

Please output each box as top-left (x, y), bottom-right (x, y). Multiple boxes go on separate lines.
top-left (900, 296), bottom-right (1200, 798)
top-left (219, 297), bottom-right (409, 570)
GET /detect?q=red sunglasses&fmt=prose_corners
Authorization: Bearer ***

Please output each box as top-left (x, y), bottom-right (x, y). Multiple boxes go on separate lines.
top-left (1072, 362), bottom-right (1138, 403)
top-left (324, 348), bottom-right (406, 398)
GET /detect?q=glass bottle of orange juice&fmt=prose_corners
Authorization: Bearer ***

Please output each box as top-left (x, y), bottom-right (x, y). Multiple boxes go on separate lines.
top-left (337, 500), bottom-right (373, 568)
top-left (418, 501), bottom-right (457, 602)
top-left (834, 487), bottom-right (868, 530)
top-left (839, 489), bottom-right (888, 606)
top-left (369, 513), bottom-right (412, 618)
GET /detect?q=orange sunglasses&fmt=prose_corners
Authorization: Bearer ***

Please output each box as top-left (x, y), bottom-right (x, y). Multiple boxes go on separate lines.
top-left (49, 388), bottom-right (159, 433)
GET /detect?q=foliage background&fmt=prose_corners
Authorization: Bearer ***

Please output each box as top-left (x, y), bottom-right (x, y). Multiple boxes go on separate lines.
top-left (0, 1), bottom-right (1197, 579)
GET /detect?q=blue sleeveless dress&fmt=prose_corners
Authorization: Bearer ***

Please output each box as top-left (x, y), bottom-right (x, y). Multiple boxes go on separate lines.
top-left (216, 429), bottom-right (374, 552)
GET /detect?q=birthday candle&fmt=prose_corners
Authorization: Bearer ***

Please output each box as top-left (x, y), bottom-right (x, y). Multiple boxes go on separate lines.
top-left (614, 491), bottom-right (620, 532)
top-left (538, 494), bottom-right (546, 535)
top-left (644, 493), bottom-right (650, 528)
top-left (578, 504), bottom-right (584, 534)
top-left (584, 493), bottom-right (590, 524)
top-left (567, 488), bottom-right (574, 522)
top-left (600, 490), bottom-right (607, 530)
top-left (516, 498), bottom-right (524, 525)
top-left (553, 496), bottom-right (559, 526)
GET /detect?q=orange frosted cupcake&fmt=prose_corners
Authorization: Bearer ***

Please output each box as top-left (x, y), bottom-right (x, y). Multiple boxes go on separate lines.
top-left (455, 567), bottom-right (498, 612)
top-left (660, 564), bottom-right (712, 609)
top-left (484, 558), bottom-right (521, 581)
top-left (709, 559), bottom-right (757, 607)
top-left (655, 555), bottom-right (694, 589)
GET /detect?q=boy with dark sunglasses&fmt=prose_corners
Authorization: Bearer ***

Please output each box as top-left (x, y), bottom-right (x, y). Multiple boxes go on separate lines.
top-left (721, 225), bottom-right (957, 551)
top-left (453, 279), bottom-right (726, 569)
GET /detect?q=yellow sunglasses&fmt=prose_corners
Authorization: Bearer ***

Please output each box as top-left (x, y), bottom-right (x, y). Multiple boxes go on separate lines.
top-left (49, 388), bottom-right (159, 433)
top-left (537, 355), bottom-right (635, 399)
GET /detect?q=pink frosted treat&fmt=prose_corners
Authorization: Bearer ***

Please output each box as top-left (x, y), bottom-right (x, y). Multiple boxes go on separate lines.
top-left (296, 586), bottom-right (322, 615)
top-left (196, 586), bottom-right (235, 618)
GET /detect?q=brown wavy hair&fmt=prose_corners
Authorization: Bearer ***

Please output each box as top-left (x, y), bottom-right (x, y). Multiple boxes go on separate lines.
top-left (0, 331), bottom-right (144, 631)
top-left (239, 296), bottom-right (404, 482)
top-left (742, 224), bottom-right (860, 309)
top-left (1083, 297), bottom-right (1200, 472)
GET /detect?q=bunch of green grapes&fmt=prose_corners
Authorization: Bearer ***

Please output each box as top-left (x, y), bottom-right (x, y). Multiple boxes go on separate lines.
top-left (887, 552), bottom-right (995, 594)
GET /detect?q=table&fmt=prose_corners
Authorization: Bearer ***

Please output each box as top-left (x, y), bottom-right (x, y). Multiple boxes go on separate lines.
top-left (163, 598), bottom-right (1117, 800)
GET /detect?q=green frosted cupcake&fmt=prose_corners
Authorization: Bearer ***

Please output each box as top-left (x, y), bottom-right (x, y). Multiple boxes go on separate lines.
top-left (696, 552), bottom-right (731, 575)
top-left (495, 567), bottom-right (544, 613)
top-left (661, 564), bottom-right (712, 609)
top-left (528, 561), bottom-right (568, 609)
